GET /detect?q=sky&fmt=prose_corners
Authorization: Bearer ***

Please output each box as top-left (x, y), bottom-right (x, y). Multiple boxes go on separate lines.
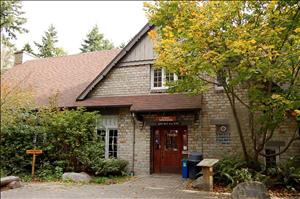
top-left (15, 1), bottom-right (148, 55)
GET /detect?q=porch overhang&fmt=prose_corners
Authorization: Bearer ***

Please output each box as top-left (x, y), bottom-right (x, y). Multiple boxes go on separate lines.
top-left (75, 94), bottom-right (202, 112)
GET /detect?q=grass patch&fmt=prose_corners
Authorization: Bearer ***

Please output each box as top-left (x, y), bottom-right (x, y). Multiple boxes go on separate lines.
top-left (16, 173), bottom-right (131, 185)
top-left (91, 175), bottom-right (131, 185)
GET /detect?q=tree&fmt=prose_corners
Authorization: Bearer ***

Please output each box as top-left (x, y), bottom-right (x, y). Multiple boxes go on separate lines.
top-left (80, 25), bottom-right (114, 52)
top-left (0, 0), bottom-right (27, 46)
top-left (118, 42), bottom-right (126, 49)
top-left (22, 43), bottom-right (34, 55)
top-left (1, 44), bottom-right (15, 71)
top-left (34, 25), bottom-right (66, 58)
top-left (145, 1), bottom-right (300, 165)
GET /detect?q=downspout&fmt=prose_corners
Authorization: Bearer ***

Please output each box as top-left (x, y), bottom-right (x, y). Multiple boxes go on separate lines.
top-left (200, 109), bottom-right (204, 155)
top-left (131, 112), bottom-right (136, 176)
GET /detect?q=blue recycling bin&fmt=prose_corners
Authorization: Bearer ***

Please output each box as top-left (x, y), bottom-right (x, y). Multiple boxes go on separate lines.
top-left (182, 159), bottom-right (188, 178)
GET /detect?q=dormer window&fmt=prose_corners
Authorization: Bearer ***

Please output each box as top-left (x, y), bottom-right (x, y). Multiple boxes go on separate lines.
top-left (151, 67), bottom-right (178, 90)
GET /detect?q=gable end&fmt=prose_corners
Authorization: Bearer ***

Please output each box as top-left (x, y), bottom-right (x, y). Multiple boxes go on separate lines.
top-left (77, 23), bottom-right (154, 101)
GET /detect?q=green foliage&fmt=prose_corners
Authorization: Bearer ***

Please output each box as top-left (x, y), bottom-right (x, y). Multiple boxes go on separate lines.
top-left (214, 156), bottom-right (300, 191)
top-left (265, 156), bottom-right (300, 191)
top-left (0, 107), bottom-right (99, 176)
top-left (34, 24), bottom-right (67, 58)
top-left (75, 140), bottom-right (105, 172)
top-left (36, 162), bottom-right (63, 181)
top-left (22, 43), bottom-right (35, 55)
top-left (80, 25), bottom-right (114, 53)
top-left (0, 0), bottom-right (27, 45)
top-left (37, 107), bottom-right (99, 172)
top-left (1, 105), bottom-right (128, 180)
top-left (91, 175), bottom-right (130, 185)
top-left (92, 159), bottom-right (128, 176)
top-left (76, 141), bottom-right (128, 176)
top-left (214, 156), bottom-right (252, 187)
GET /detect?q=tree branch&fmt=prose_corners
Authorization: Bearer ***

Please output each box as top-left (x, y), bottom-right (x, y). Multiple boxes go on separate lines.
top-left (259, 127), bottom-right (300, 157)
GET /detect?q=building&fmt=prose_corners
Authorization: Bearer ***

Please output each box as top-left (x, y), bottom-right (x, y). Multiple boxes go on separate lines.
top-left (3, 24), bottom-right (299, 175)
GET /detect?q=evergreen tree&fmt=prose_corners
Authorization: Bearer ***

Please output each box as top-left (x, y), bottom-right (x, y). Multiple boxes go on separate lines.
top-left (80, 25), bottom-right (114, 53)
top-left (34, 25), bottom-right (66, 58)
top-left (118, 42), bottom-right (126, 49)
top-left (0, 0), bottom-right (27, 46)
top-left (22, 43), bottom-right (34, 55)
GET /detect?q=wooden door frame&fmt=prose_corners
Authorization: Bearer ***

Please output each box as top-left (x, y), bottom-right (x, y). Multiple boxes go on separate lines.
top-left (150, 125), bottom-right (187, 174)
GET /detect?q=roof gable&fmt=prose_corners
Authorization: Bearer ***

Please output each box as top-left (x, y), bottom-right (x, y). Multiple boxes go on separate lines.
top-left (76, 23), bottom-right (154, 101)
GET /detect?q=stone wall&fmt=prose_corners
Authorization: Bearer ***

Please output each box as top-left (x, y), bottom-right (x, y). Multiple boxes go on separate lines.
top-left (89, 65), bottom-right (150, 97)
top-left (92, 63), bottom-right (299, 175)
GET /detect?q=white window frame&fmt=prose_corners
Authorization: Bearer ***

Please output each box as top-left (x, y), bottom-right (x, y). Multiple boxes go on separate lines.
top-left (96, 116), bottom-right (118, 159)
top-left (151, 67), bottom-right (178, 90)
top-left (264, 146), bottom-right (280, 168)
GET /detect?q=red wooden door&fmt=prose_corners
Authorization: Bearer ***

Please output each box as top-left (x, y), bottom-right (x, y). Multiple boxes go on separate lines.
top-left (153, 126), bottom-right (186, 173)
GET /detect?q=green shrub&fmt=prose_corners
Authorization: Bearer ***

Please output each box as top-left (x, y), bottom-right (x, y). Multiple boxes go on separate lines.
top-left (265, 156), bottom-right (300, 191)
top-left (0, 107), bottom-right (100, 178)
top-left (36, 161), bottom-right (63, 181)
top-left (92, 159), bottom-right (128, 176)
top-left (214, 156), bottom-right (251, 187)
top-left (214, 155), bottom-right (300, 191)
top-left (76, 140), bottom-right (128, 176)
top-left (75, 140), bottom-right (105, 172)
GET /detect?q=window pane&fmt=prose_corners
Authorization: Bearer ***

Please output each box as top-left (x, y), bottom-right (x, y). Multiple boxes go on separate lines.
top-left (108, 129), bottom-right (118, 158)
top-left (165, 130), bottom-right (178, 150)
top-left (153, 68), bottom-right (162, 87)
top-left (165, 71), bottom-right (174, 82)
top-left (265, 149), bottom-right (276, 168)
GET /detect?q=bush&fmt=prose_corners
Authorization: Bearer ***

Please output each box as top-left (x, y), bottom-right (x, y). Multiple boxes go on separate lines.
top-left (75, 140), bottom-right (105, 173)
top-left (265, 156), bottom-right (300, 191)
top-left (214, 155), bottom-right (300, 191)
top-left (36, 161), bottom-right (63, 181)
top-left (214, 156), bottom-right (252, 187)
top-left (0, 107), bottom-right (100, 177)
top-left (92, 159), bottom-right (128, 176)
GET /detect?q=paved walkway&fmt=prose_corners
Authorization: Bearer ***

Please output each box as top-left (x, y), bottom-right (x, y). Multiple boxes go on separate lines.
top-left (1, 174), bottom-right (230, 199)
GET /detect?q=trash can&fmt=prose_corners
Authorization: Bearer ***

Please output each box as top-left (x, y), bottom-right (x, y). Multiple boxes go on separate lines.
top-left (182, 159), bottom-right (188, 179)
top-left (188, 152), bottom-right (203, 179)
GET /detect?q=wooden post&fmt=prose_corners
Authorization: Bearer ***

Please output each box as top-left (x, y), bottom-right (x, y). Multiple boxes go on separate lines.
top-left (202, 166), bottom-right (213, 191)
top-left (26, 149), bottom-right (43, 180)
top-left (31, 154), bottom-right (36, 179)
top-left (197, 159), bottom-right (219, 192)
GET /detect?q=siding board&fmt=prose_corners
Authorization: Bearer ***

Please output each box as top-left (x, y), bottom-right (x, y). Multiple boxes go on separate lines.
top-left (120, 34), bottom-right (155, 64)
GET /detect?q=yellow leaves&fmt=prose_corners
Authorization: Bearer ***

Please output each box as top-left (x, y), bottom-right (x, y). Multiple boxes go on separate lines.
top-left (148, 29), bottom-right (157, 41)
top-left (294, 28), bottom-right (300, 33)
top-left (1, 80), bottom-right (36, 126)
top-left (249, 39), bottom-right (256, 45)
top-left (294, 110), bottom-right (300, 116)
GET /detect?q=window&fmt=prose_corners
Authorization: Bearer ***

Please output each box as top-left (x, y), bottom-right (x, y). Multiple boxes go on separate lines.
top-left (151, 67), bottom-right (178, 90)
top-left (96, 116), bottom-right (118, 159)
top-left (215, 73), bottom-right (225, 90)
top-left (265, 147), bottom-right (279, 168)
top-left (108, 129), bottom-right (118, 158)
top-left (165, 130), bottom-right (178, 151)
top-left (216, 124), bottom-right (230, 144)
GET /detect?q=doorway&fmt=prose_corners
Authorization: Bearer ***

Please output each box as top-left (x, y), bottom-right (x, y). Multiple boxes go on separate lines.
top-left (151, 126), bottom-right (187, 173)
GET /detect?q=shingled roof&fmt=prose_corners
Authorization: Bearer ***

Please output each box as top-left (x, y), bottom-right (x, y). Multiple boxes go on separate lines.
top-left (2, 50), bottom-right (120, 107)
top-left (76, 94), bottom-right (202, 112)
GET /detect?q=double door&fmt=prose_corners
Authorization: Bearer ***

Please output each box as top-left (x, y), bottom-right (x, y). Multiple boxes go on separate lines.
top-left (152, 126), bottom-right (187, 173)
